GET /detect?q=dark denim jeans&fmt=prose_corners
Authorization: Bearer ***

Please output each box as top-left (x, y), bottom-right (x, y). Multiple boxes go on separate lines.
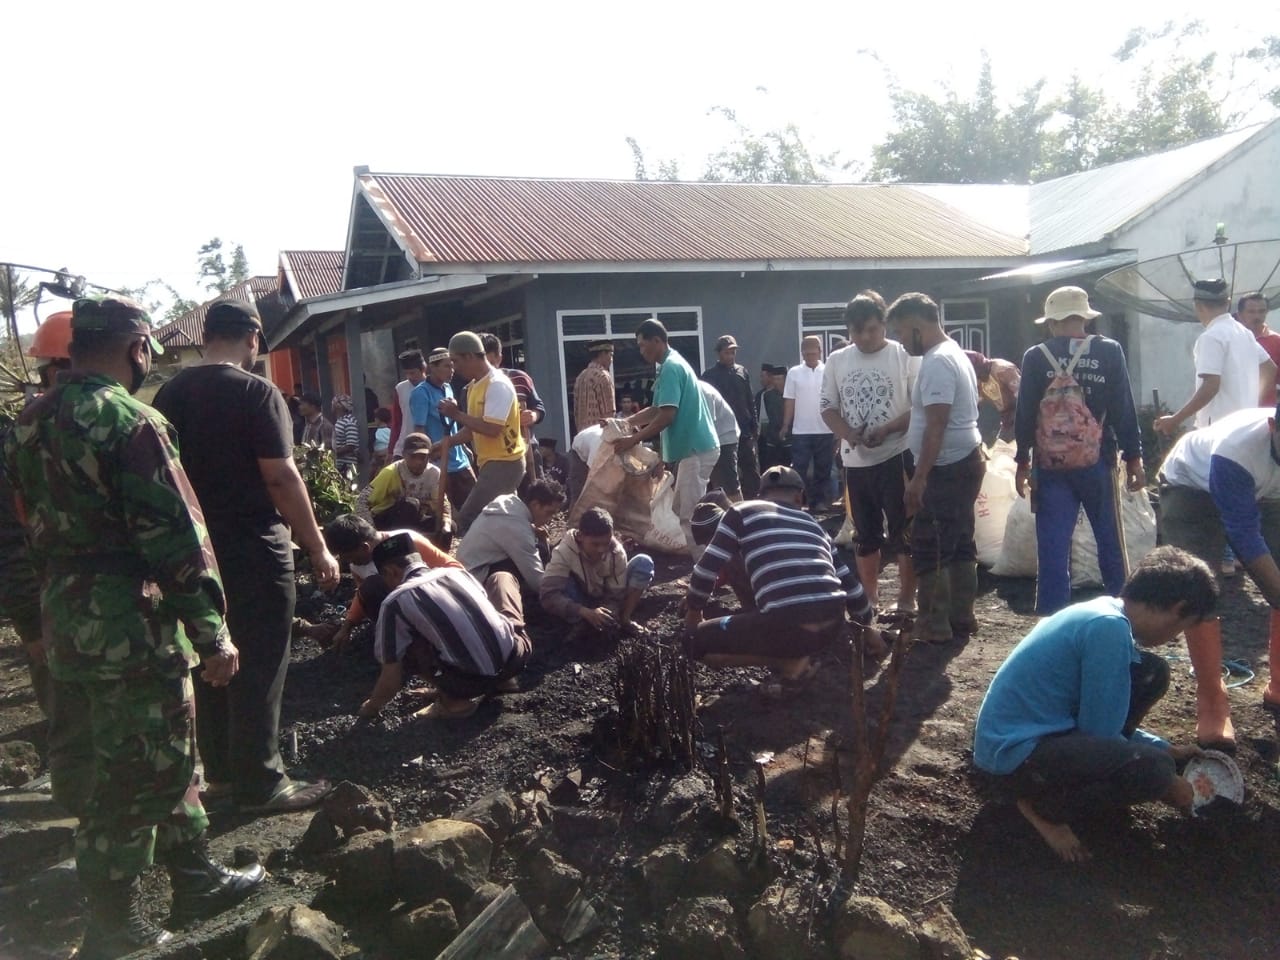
top-left (790, 433), bottom-right (835, 509)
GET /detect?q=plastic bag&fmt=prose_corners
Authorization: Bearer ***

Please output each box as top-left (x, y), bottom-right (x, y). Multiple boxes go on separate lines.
top-left (1070, 485), bottom-right (1157, 587)
top-left (642, 472), bottom-right (687, 555)
top-left (975, 441), bottom-right (1018, 567)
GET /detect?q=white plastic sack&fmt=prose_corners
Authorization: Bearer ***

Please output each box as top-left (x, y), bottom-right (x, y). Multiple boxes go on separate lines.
top-left (1069, 486), bottom-right (1157, 588)
top-left (992, 496), bottom-right (1039, 578)
top-left (975, 441), bottom-right (1019, 566)
top-left (642, 472), bottom-right (688, 555)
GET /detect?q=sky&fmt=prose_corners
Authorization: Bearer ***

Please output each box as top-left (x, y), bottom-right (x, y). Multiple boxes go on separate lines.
top-left (2, 0), bottom-right (1272, 329)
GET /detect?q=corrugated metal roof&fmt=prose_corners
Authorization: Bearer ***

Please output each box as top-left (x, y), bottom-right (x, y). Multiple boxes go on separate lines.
top-left (279, 250), bottom-right (345, 301)
top-left (153, 276), bottom-right (280, 348)
top-left (359, 174), bottom-right (1029, 265)
top-left (1029, 123), bottom-right (1272, 254)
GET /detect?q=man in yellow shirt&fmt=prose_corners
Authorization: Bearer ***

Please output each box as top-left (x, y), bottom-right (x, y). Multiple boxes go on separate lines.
top-left (438, 331), bottom-right (527, 534)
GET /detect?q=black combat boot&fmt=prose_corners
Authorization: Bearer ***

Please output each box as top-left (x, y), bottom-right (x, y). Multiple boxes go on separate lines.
top-left (163, 839), bottom-right (266, 927)
top-left (78, 875), bottom-right (173, 960)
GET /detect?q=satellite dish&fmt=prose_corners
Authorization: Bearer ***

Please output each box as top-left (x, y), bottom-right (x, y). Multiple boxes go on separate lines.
top-left (1096, 239), bottom-right (1280, 322)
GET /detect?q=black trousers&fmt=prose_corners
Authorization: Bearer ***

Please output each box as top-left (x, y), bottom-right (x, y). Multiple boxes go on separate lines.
top-left (197, 520), bottom-right (294, 803)
top-left (910, 447), bottom-right (985, 576)
top-left (1008, 651), bottom-right (1174, 824)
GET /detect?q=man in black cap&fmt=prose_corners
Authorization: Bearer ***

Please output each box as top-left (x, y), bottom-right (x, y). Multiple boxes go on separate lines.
top-left (154, 299), bottom-right (337, 814)
top-left (358, 532), bottom-right (532, 720)
top-left (1155, 278), bottom-right (1276, 438)
top-left (570, 339), bottom-right (617, 505)
top-left (702, 335), bottom-right (760, 498)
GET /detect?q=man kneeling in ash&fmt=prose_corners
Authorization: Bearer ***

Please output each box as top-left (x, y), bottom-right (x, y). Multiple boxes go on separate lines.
top-left (357, 532), bottom-right (532, 720)
top-left (973, 546), bottom-right (1217, 862)
top-left (540, 507), bottom-right (655, 638)
top-left (682, 465), bottom-right (881, 686)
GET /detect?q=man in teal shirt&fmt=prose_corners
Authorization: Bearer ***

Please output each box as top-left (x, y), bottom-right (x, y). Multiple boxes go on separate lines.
top-left (615, 318), bottom-right (719, 555)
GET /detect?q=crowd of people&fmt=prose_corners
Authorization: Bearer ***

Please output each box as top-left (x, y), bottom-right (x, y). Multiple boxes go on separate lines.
top-left (3, 278), bottom-right (1280, 956)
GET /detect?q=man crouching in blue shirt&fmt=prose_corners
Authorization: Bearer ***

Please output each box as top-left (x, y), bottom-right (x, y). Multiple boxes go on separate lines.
top-left (973, 547), bottom-right (1217, 862)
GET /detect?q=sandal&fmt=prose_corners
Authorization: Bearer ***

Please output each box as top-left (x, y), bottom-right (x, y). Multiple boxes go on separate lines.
top-left (239, 778), bottom-right (332, 815)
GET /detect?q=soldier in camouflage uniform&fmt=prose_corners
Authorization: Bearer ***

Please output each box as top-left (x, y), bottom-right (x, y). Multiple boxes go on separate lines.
top-left (3, 297), bottom-right (265, 959)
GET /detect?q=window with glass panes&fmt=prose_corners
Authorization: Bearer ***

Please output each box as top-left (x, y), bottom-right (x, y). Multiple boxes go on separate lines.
top-left (557, 307), bottom-right (704, 443)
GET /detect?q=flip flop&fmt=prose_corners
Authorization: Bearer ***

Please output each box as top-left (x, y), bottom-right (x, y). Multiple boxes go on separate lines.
top-left (239, 778), bottom-right (332, 815)
top-left (415, 698), bottom-right (480, 721)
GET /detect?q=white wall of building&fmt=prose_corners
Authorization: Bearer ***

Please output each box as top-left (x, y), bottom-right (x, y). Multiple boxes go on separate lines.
top-left (1116, 125), bottom-right (1280, 408)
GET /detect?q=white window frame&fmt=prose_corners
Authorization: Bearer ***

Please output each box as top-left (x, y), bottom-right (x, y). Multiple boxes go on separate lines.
top-left (556, 306), bottom-right (704, 446)
top-left (470, 313), bottom-right (526, 366)
top-left (940, 299), bottom-right (990, 353)
top-left (798, 302), bottom-right (849, 357)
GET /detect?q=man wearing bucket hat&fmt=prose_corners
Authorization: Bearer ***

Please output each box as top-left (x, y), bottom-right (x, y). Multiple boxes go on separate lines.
top-left (5, 295), bottom-right (266, 956)
top-left (154, 298), bottom-right (337, 815)
top-left (1014, 285), bottom-right (1144, 615)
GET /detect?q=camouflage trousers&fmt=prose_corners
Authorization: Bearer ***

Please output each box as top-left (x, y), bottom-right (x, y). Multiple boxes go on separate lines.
top-left (52, 671), bottom-right (208, 882)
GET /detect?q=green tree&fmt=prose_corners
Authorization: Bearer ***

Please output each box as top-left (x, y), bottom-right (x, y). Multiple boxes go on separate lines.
top-left (702, 106), bottom-right (835, 183)
top-left (197, 237), bottom-right (250, 294)
top-left (625, 137), bottom-right (680, 181)
top-left (0, 268), bottom-right (37, 325)
top-left (116, 280), bottom-right (197, 326)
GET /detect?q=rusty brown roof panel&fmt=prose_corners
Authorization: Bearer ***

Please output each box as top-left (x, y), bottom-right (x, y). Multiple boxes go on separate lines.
top-left (360, 175), bottom-right (1028, 265)
top-left (279, 250), bottom-right (346, 300)
top-left (153, 276), bottom-right (280, 348)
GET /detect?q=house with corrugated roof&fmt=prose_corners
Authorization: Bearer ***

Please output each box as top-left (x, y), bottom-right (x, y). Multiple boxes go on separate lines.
top-left (268, 118), bottom-right (1280, 450)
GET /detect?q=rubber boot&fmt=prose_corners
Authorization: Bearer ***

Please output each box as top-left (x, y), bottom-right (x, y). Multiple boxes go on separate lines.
top-left (78, 875), bottom-right (173, 960)
top-left (949, 561), bottom-right (979, 641)
top-left (913, 568), bottom-right (952, 643)
top-left (1185, 618), bottom-right (1235, 751)
top-left (164, 839), bottom-right (266, 927)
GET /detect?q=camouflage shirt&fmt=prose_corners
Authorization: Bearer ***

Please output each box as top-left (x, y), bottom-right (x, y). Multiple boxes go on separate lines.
top-left (2, 373), bottom-right (228, 681)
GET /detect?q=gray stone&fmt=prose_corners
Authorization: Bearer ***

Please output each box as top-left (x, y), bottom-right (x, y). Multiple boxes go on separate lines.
top-left (0, 741), bottom-right (41, 787)
top-left (391, 898), bottom-right (459, 958)
top-left (550, 806), bottom-right (620, 839)
top-left (746, 884), bottom-right (823, 959)
top-left (686, 839), bottom-right (762, 899)
top-left (832, 895), bottom-right (919, 960)
top-left (0, 817), bottom-right (76, 881)
top-left (918, 903), bottom-right (971, 960)
top-left (653, 772), bottom-right (714, 830)
top-left (296, 810), bottom-right (341, 858)
top-left (639, 843), bottom-right (691, 909)
top-left (246, 904), bottom-right (343, 960)
top-left (393, 819), bottom-right (493, 909)
top-left (328, 830), bottom-right (394, 904)
top-left (454, 790), bottom-right (521, 846)
top-left (526, 848), bottom-right (583, 908)
top-left (322, 780), bottom-right (393, 837)
top-left (661, 897), bottom-right (746, 960)
top-left (461, 882), bottom-right (505, 926)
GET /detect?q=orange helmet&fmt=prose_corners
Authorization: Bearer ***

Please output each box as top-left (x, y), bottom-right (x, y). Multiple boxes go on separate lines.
top-left (28, 311), bottom-right (73, 361)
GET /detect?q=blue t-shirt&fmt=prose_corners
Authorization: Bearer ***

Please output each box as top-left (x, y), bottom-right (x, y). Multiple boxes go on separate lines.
top-left (651, 346), bottom-right (718, 462)
top-left (973, 596), bottom-right (1166, 775)
top-left (410, 378), bottom-right (472, 474)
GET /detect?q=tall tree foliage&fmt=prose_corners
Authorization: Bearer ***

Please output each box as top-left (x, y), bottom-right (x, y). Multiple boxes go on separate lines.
top-left (701, 106), bottom-right (836, 183)
top-left (198, 237), bottom-right (250, 294)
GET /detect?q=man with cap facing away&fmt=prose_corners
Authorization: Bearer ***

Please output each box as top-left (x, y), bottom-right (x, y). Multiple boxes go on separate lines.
top-left (411, 347), bottom-right (477, 512)
top-left (571, 339), bottom-right (617, 506)
top-left (1155, 278), bottom-right (1276, 438)
top-left (702, 335), bottom-right (761, 498)
top-left (439, 331), bottom-right (529, 535)
top-left (154, 298), bottom-right (337, 814)
top-left (615, 318), bottom-right (720, 556)
top-left (5, 296), bottom-right (265, 957)
top-left (358, 532), bottom-right (532, 720)
top-left (682, 465), bottom-right (880, 687)
top-left (1014, 286), bottom-right (1144, 615)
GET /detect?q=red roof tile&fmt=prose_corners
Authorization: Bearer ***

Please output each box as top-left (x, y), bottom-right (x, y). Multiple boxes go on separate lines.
top-left (359, 174), bottom-right (1027, 266)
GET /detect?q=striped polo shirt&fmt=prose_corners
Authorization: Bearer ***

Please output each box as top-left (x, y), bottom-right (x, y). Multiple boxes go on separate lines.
top-left (686, 500), bottom-right (871, 620)
top-left (375, 564), bottom-right (515, 676)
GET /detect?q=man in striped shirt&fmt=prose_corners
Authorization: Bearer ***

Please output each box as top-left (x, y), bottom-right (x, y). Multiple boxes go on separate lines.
top-left (331, 394), bottom-right (361, 481)
top-left (682, 465), bottom-right (880, 681)
top-left (357, 532), bottom-right (531, 720)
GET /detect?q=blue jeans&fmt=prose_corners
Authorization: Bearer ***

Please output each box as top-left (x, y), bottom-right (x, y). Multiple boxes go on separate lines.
top-left (790, 433), bottom-right (835, 508)
top-left (1034, 459), bottom-right (1125, 615)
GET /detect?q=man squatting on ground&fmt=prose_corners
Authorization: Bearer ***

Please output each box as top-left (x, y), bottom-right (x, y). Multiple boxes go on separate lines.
top-left (5, 296), bottom-right (264, 958)
top-left (682, 465), bottom-right (882, 683)
top-left (320, 514), bottom-right (462, 651)
top-left (154, 299), bottom-right (337, 813)
top-left (438, 331), bottom-right (528, 535)
top-left (1014, 286), bottom-right (1144, 616)
top-left (1157, 403), bottom-right (1280, 751)
top-left (614, 318), bottom-right (720, 556)
top-left (358, 532), bottom-right (532, 721)
top-left (887, 293), bottom-right (985, 645)
top-left (974, 547), bottom-right (1217, 863)
top-left (455, 479), bottom-right (566, 590)
top-left (540, 506), bottom-right (655, 638)
top-left (820, 289), bottom-right (917, 612)
top-left (356, 431), bottom-right (451, 544)
top-left (702, 334), bottom-right (761, 499)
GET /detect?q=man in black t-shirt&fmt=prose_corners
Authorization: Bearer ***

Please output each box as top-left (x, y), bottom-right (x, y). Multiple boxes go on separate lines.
top-left (153, 300), bottom-right (339, 814)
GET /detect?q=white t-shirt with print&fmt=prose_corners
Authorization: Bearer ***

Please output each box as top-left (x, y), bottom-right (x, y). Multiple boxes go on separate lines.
top-left (782, 362), bottom-right (830, 435)
top-left (906, 337), bottom-right (981, 466)
top-left (820, 341), bottom-right (913, 468)
top-left (1193, 313), bottom-right (1270, 428)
